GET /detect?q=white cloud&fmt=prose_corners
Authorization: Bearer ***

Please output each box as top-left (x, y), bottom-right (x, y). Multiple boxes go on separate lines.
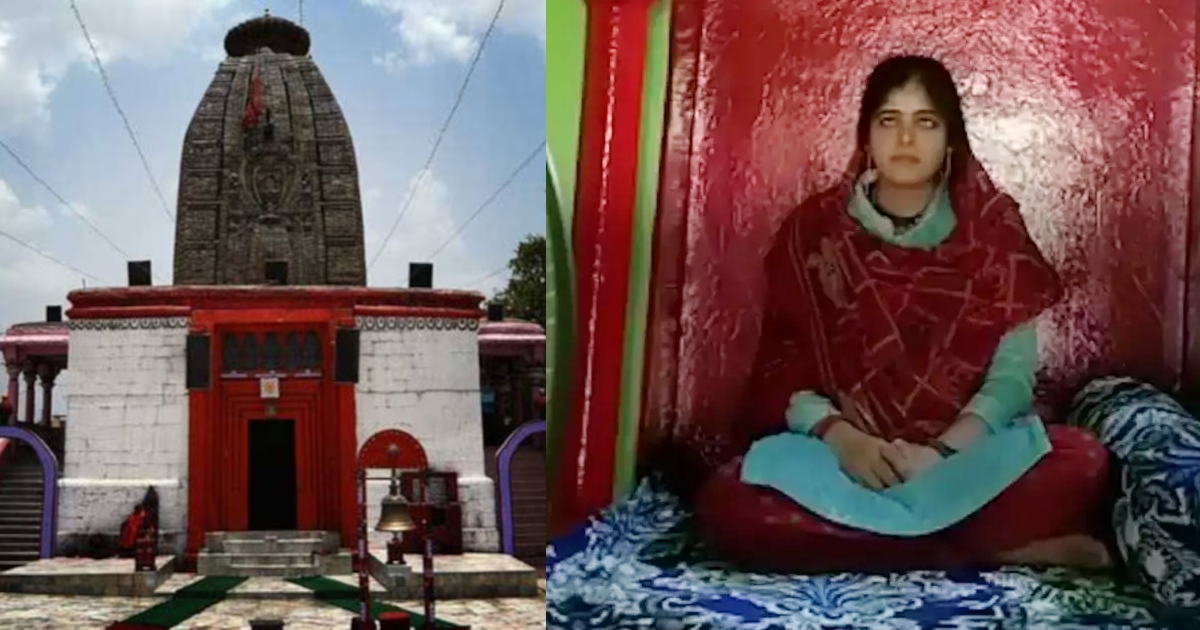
top-left (0, 0), bottom-right (234, 133)
top-left (363, 169), bottom-right (491, 291)
top-left (0, 245), bottom-right (90, 303)
top-left (0, 178), bottom-right (96, 332)
top-left (363, 0), bottom-right (545, 70)
top-left (0, 178), bottom-right (51, 235)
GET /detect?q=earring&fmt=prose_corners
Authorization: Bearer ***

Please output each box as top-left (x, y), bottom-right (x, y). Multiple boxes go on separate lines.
top-left (863, 152), bottom-right (878, 184)
top-left (940, 150), bottom-right (952, 184)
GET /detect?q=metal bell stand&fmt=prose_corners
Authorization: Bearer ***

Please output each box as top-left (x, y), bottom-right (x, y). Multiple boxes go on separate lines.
top-left (352, 429), bottom-right (442, 630)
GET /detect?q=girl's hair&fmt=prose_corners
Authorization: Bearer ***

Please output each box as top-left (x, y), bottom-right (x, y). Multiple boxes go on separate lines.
top-left (857, 56), bottom-right (970, 175)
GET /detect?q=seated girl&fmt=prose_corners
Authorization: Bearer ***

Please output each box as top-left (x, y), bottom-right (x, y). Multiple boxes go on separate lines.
top-left (695, 55), bottom-right (1112, 573)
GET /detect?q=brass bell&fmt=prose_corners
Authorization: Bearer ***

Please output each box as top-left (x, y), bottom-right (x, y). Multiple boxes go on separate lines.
top-left (376, 483), bottom-right (415, 533)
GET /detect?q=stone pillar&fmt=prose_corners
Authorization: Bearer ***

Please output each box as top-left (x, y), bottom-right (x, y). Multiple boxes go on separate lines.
top-left (37, 363), bottom-right (60, 426)
top-left (6, 363), bottom-right (19, 420)
top-left (22, 361), bottom-right (36, 424)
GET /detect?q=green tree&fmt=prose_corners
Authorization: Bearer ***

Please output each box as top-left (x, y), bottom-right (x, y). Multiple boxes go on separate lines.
top-left (495, 234), bottom-right (546, 326)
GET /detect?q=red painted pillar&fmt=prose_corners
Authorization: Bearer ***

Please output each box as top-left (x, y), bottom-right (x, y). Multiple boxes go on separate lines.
top-left (551, 0), bottom-right (654, 536)
top-left (185, 322), bottom-right (214, 566)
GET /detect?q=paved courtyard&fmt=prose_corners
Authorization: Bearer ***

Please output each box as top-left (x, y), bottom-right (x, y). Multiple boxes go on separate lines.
top-left (0, 590), bottom-right (546, 629)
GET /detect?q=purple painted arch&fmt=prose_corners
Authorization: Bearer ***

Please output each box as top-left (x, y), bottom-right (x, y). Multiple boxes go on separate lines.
top-left (0, 427), bottom-right (59, 558)
top-left (495, 420), bottom-right (546, 556)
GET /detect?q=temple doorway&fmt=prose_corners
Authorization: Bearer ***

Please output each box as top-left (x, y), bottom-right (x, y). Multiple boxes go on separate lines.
top-left (247, 418), bottom-right (298, 530)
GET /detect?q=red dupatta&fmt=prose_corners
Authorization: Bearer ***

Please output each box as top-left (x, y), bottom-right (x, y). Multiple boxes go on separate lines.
top-left (741, 151), bottom-right (1062, 444)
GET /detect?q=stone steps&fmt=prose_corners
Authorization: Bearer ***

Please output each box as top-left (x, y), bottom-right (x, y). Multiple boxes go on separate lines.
top-left (0, 506), bottom-right (42, 517)
top-left (503, 448), bottom-right (545, 563)
top-left (0, 539), bottom-right (40, 551)
top-left (198, 530), bottom-right (350, 577)
top-left (230, 553), bottom-right (318, 568)
top-left (0, 501), bottom-right (42, 510)
top-left (0, 470), bottom-right (43, 480)
top-left (0, 518), bottom-right (42, 532)
top-left (223, 539), bottom-right (328, 555)
top-left (197, 552), bottom-right (353, 578)
top-left (0, 492), bottom-right (43, 503)
top-left (0, 550), bottom-right (41, 572)
top-left (0, 479), bottom-right (44, 489)
top-left (204, 530), bottom-right (339, 553)
top-left (0, 493), bottom-right (42, 501)
top-left (0, 458), bottom-right (44, 571)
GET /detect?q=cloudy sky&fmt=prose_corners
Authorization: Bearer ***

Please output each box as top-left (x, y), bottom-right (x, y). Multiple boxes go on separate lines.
top-left (0, 0), bottom-right (546, 333)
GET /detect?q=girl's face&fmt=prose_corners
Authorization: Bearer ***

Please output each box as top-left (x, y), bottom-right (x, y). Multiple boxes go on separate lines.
top-left (867, 80), bottom-right (948, 187)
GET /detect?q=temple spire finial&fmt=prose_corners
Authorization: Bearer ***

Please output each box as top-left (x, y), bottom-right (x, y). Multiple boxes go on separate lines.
top-left (224, 9), bottom-right (310, 57)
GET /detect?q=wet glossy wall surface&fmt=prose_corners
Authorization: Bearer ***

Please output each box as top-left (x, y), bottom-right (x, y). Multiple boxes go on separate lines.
top-left (641, 0), bottom-right (1198, 473)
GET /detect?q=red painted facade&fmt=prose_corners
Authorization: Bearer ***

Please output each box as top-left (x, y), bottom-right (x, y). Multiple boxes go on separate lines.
top-left (640, 0), bottom-right (1199, 478)
top-left (66, 286), bottom-right (484, 563)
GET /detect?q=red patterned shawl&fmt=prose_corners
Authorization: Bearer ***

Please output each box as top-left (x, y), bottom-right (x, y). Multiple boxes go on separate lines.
top-left (741, 152), bottom-right (1062, 443)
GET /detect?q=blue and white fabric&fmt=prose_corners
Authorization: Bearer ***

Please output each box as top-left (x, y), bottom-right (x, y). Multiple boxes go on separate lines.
top-left (1068, 376), bottom-right (1200, 616)
top-left (547, 475), bottom-right (1169, 629)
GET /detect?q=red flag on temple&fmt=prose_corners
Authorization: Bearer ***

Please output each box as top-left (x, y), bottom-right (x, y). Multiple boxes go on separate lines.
top-left (242, 68), bottom-right (264, 129)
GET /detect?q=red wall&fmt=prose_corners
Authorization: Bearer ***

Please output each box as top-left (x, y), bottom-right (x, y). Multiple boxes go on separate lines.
top-left (185, 310), bottom-right (358, 564)
top-left (641, 0), bottom-right (1199, 475)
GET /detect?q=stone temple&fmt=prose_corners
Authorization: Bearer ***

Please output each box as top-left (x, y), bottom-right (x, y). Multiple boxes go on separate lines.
top-left (174, 13), bottom-right (366, 286)
top-left (35, 13), bottom-right (501, 572)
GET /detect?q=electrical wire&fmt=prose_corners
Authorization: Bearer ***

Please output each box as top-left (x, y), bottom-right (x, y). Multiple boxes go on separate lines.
top-left (426, 140), bottom-right (544, 260)
top-left (368, 0), bottom-right (507, 269)
top-left (0, 226), bottom-right (107, 284)
top-left (466, 264), bottom-right (509, 289)
top-left (0, 137), bottom-right (132, 261)
top-left (70, 0), bottom-right (174, 222)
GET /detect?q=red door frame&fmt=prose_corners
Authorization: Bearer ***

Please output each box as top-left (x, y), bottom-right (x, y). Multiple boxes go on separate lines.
top-left (221, 378), bottom-right (321, 531)
top-left (185, 307), bottom-right (359, 562)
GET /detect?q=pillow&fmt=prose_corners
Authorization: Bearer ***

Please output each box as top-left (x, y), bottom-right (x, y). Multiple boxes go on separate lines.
top-left (1068, 377), bottom-right (1200, 614)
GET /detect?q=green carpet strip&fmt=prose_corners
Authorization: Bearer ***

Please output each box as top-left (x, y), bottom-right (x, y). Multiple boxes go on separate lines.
top-left (288, 576), bottom-right (465, 628)
top-left (106, 576), bottom-right (247, 629)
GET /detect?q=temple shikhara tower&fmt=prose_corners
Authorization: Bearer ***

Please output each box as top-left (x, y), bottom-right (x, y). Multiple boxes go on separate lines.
top-left (18, 13), bottom-right (503, 573)
top-left (175, 13), bottom-right (366, 286)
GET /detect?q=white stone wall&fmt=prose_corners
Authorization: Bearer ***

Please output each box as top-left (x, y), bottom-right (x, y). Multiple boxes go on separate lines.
top-left (355, 316), bottom-right (499, 552)
top-left (59, 319), bottom-right (190, 553)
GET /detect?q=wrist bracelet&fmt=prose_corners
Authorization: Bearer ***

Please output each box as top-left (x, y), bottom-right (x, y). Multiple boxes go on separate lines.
top-left (812, 414), bottom-right (844, 439)
top-left (930, 438), bottom-right (958, 458)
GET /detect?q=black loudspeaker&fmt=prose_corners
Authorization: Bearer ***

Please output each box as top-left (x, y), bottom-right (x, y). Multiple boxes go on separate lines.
top-left (486, 302), bottom-right (505, 322)
top-left (334, 328), bottom-right (360, 383)
top-left (128, 260), bottom-right (152, 286)
top-left (264, 260), bottom-right (289, 285)
top-left (408, 262), bottom-right (433, 288)
top-left (46, 306), bottom-right (62, 322)
top-left (186, 334), bottom-right (211, 390)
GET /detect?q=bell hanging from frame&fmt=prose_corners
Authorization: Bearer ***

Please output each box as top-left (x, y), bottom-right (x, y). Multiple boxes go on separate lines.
top-left (375, 489), bottom-right (416, 533)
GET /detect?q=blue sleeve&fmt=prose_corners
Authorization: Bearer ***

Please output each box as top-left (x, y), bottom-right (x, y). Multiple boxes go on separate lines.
top-left (962, 322), bottom-right (1038, 431)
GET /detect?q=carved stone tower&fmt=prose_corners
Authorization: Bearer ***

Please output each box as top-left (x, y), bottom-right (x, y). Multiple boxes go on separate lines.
top-left (173, 13), bottom-right (366, 285)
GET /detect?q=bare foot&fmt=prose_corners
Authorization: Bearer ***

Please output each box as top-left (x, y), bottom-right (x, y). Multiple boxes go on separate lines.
top-left (995, 535), bottom-right (1112, 569)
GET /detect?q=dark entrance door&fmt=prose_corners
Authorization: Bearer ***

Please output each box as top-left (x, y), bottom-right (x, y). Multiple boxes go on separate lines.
top-left (248, 419), bottom-right (298, 530)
